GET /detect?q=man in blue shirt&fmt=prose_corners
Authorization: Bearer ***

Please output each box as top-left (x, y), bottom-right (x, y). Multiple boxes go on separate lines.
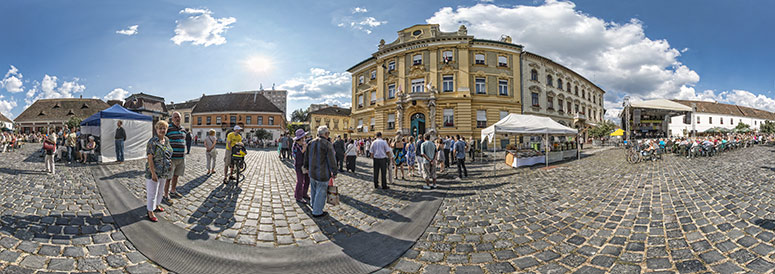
top-left (452, 135), bottom-right (468, 179)
top-left (443, 136), bottom-right (453, 168)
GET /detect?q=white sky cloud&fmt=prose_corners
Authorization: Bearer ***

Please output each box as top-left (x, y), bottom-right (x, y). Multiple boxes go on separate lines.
top-left (23, 74), bottom-right (86, 108)
top-left (1, 65), bottom-right (24, 93)
top-left (116, 25), bottom-right (139, 36)
top-left (352, 7), bottom-right (368, 13)
top-left (0, 98), bottom-right (17, 119)
top-left (279, 68), bottom-right (351, 108)
top-left (337, 7), bottom-right (386, 34)
top-left (171, 8), bottom-right (236, 47)
top-left (103, 88), bottom-right (129, 102)
top-left (426, 1), bottom-right (775, 123)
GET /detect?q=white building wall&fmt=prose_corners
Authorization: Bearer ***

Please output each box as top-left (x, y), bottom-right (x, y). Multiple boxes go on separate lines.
top-left (668, 113), bottom-right (768, 137)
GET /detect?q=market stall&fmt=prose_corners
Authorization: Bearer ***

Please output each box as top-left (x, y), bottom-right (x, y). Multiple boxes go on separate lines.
top-left (80, 104), bottom-right (153, 163)
top-left (481, 114), bottom-right (578, 169)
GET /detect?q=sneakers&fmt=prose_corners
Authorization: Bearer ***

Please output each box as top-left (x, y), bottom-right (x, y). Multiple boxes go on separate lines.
top-left (169, 192), bottom-right (182, 199)
top-left (312, 212), bottom-right (328, 218)
top-left (162, 197), bottom-right (174, 206)
top-left (422, 185), bottom-right (431, 190)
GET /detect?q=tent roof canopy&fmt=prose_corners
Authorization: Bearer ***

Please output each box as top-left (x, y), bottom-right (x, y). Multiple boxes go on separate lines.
top-left (481, 114), bottom-right (578, 143)
top-left (630, 99), bottom-right (692, 112)
top-left (81, 104), bottom-right (153, 126)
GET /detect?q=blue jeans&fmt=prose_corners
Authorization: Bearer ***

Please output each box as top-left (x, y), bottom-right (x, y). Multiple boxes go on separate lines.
top-left (309, 178), bottom-right (328, 215)
top-left (115, 140), bottom-right (125, 162)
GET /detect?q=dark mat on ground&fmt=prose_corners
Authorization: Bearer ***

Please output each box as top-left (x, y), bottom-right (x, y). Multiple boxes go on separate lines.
top-left (92, 164), bottom-right (443, 274)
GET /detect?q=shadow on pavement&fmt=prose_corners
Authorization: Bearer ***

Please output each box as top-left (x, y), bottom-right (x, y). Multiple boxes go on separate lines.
top-left (0, 167), bottom-right (46, 175)
top-left (0, 207), bottom-right (144, 242)
top-left (339, 194), bottom-right (411, 223)
top-left (186, 182), bottom-right (241, 240)
top-left (99, 170), bottom-right (144, 180)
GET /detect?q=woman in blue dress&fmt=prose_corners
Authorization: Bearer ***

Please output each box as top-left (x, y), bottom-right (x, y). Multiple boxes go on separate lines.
top-left (405, 136), bottom-right (416, 178)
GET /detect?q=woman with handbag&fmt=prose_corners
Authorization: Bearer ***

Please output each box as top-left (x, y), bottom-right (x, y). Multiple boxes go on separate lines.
top-left (145, 121), bottom-right (173, 222)
top-left (292, 129), bottom-right (310, 203)
top-left (204, 129), bottom-right (217, 175)
top-left (43, 130), bottom-right (56, 174)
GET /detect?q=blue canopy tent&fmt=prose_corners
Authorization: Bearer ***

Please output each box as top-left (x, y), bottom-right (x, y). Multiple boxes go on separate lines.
top-left (81, 104), bottom-right (153, 163)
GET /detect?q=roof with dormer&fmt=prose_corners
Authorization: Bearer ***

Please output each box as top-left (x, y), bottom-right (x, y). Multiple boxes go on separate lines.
top-left (14, 98), bottom-right (110, 123)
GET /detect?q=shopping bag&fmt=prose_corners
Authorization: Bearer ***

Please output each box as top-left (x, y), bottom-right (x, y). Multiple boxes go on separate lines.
top-left (326, 178), bottom-right (339, 206)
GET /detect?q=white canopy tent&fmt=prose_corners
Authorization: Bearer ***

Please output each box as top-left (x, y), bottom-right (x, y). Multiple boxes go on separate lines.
top-left (480, 114), bottom-right (578, 168)
top-left (629, 99), bottom-right (692, 112)
top-left (81, 104), bottom-right (153, 163)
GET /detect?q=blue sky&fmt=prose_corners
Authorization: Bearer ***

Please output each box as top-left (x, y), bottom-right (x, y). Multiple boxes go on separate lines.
top-left (1, 0), bottom-right (774, 120)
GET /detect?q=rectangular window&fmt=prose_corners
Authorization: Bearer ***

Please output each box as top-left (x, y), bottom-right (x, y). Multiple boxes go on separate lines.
top-left (498, 56), bottom-right (508, 67)
top-left (246, 116), bottom-right (252, 125)
top-left (442, 51), bottom-right (453, 63)
top-left (475, 78), bottom-right (486, 94)
top-left (413, 54), bottom-right (422, 65)
top-left (358, 119), bottom-right (363, 132)
top-left (359, 75), bottom-right (364, 84)
top-left (558, 99), bottom-right (564, 111)
top-left (358, 95), bottom-right (364, 108)
top-left (258, 116), bottom-right (263, 125)
top-left (370, 117), bottom-right (375, 132)
top-left (269, 116), bottom-right (274, 125)
top-left (206, 116), bottom-right (211, 125)
top-left (388, 84), bottom-right (396, 99)
top-left (709, 117), bottom-right (712, 124)
top-left (411, 78), bottom-right (425, 93)
top-left (371, 70), bottom-right (376, 80)
top-left (697, 117), bottom-right (700, 124)
top-left (500, 111), bottom-right (508, 120)
top-left (230, 115), bottom-right (237, 125)
top-left (476, 110), bottom-right (487, 128)
top-left (197, 117), bottom-right (202, 125)
top-left (371, 91), bottom-right (376, 104)
top-left (388, 61), bottom-right (395, 71)
top-left (216, 116), bottom-right (222, 124)
top-left (443, 109), bottom-right (454, 127)
top-left (442, 75), bottom-right (454, 92)
top-left (531, 92), bottom-right (539, 107)
top-left (498, 80), bottom-right (508, 96)
top-left (184, 114), bottom-right (190, 123)
top-left (567, 102), bottom-right (572, 113)
top-left (721, 117), bottom-right (723, 124)
top-left (387, 114), bottom-right (395, 130)
top-left (547, 96), bottom-right (554, 109)
top-left (475, 54), bottom-right (485, 65)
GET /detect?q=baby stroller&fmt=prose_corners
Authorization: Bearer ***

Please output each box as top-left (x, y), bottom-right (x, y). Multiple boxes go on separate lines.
top-left (230, 143), bottom-right (247, 183)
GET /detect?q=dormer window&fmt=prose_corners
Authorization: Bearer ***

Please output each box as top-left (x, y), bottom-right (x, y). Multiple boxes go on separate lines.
top-left (38, 111), bottom-right (46, 116)
top-left (81, 103), bottom-right (89, 109)
top-left (53, 103), bottom-right (61, 109)
top-left (67, 110), bottom-right (75, 116)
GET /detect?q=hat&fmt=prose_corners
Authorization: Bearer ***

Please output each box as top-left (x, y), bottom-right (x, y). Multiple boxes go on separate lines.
top-left (234, 125), bottom-right (242, 131)
top-left (293, 128), bottom-right (307, 141)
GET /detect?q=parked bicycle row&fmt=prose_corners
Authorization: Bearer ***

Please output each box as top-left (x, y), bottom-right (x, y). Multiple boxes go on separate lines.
top-left (625, 133), bottom-right (775, 163)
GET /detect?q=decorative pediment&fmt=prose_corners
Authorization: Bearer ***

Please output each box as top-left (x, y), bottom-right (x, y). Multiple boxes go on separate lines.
top-left (440, 63), bottom-right (455, 74)
top-left (557, 94), bottom-right (565, 99)
top-left (473, 70), bottom-right (487, 77)
top-left (546, 90), bottom-right (555, 97)
top-left (527, 62), bottom-right (540, 68)
top-left (409, 65), bottom-right (426, 78)
top-left (498, 72), bottom-right (509, 78)
top-left (528, 85), bottom-right (542, 93)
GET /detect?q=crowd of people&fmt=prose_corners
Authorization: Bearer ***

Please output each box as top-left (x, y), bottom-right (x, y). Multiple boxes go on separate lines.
top-left (628, 133), bottom-right (775, 161)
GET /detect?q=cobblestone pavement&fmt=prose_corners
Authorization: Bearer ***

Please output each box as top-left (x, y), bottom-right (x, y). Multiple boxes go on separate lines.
top-left (0, 145), bottom-right (165, 273)
top-left (386, 145), bottom-right (775, 274)
top-left (107, 146), bottom-right (423, 247)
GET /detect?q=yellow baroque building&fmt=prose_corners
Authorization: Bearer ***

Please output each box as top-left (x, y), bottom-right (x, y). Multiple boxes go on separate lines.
top-left (308, 106), bottom-right (351, 138)
top-left (348, 24), bottom-right (523, 147)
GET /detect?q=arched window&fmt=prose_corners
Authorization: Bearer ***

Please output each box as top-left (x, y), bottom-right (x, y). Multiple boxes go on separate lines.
top-left (574, 86), bottom-right (578, 96)
top-left (546, 75), bottom-right (553, 87)
top-left (530, 69), bottom-right (538, 81)
top-left (557, 79), bottom-right (563, 89)
top-left (566, 83), bottom-right (570, 92)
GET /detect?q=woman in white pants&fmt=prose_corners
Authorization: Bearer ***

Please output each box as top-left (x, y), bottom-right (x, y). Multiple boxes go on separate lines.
top-left (145, 120), bottom-right (173, 222)
top-left (205, 129), bottom-right (217, 175)
top-left (44, 131), bottom-right (56, 174)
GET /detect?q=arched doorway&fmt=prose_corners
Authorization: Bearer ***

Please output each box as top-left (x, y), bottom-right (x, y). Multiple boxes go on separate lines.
top-left (410, 113), bottom-right (426, 139)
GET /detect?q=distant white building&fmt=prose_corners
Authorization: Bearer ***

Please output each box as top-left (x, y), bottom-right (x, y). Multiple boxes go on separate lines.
top-left (668, 100), bottom-right (775, 137)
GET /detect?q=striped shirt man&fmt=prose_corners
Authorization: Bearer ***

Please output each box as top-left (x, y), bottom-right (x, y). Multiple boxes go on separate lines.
top-left (166, 123), bottom-right (186, 159)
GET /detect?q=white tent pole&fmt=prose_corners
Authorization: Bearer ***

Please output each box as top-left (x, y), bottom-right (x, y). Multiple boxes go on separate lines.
top-left (545, 133), bottom-right (549, 167)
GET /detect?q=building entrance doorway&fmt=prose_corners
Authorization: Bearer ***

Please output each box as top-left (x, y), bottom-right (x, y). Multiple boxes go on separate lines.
top-left (410, 113), bottom-right (426, 138)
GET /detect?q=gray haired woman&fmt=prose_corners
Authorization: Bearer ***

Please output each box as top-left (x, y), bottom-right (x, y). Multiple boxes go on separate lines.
top-left (205, 129), bottom-right (217, 175)
top-left (146, 120), bottom-right (173, 222)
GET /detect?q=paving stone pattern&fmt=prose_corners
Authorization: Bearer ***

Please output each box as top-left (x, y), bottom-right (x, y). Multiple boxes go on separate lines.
top-left (109, 146), bottom-right (420, 247)
top-left (0, 145), bottom-right (165, 273)
top-left (387, 145), bottom-right (775, 274)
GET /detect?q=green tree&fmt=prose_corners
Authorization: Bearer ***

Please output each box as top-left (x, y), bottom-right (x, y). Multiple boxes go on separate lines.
top-left (760, 121), bottom-right (775, 134)
top-left (66, 116), bottom-right (83, 129)
top-left (588, 120), bottom-right (616, 138)
top-left (290, 109), bottom-right (309, 122)
top-left (734, 122), bottom-right (751, 132)
top-left (287, 122), bottom-right (306, 134)
top-left (253, 128), bottom-right (272, 140)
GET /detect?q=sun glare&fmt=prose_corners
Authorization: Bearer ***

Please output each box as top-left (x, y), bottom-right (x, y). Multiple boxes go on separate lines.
top-left (244, 55), bottom-right (274, 75)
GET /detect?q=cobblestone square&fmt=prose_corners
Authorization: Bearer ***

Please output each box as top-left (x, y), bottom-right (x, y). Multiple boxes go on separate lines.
top-left (1, 144), bottom-right (774, 273)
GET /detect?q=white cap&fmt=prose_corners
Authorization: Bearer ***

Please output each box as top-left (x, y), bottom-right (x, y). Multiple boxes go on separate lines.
top-left (234, 125), bottom-right (242, 131)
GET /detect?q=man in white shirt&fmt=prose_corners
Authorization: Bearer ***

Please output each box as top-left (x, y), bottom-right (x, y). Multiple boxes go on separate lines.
top-left (369, 132), bottom-right (392, 189)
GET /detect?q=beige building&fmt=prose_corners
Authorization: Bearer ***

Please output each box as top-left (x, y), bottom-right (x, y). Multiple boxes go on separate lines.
top-left (520, 52), bottom-right (606, 141)
top-left (308, 106), bottom-right (351, 138)
top-left (167, 99), bottom-right (199, 131)
top-left (348, 24), bottom-right (523, 148)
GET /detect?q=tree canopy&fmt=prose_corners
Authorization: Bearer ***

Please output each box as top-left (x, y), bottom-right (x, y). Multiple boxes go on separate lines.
top-left (290, 109), bottom-right (309, 123)
top-left (588, 120), bottom-right (616, 138)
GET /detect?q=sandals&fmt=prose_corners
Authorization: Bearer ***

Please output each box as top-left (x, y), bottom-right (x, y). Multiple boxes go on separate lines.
top-left (147, 214), bottom-right (158, 222)
top-left (154, 207), bottom-right (164, 212)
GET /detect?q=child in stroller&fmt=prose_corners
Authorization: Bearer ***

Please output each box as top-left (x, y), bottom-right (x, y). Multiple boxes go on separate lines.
top-left (230, 142), bottom-right (247, 183)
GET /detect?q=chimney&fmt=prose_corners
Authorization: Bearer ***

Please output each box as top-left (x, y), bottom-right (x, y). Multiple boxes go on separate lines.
top-left (79, 95), bottom-right (82, 99)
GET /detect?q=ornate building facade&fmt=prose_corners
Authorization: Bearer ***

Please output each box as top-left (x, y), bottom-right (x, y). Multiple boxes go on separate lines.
top-left (308, 106), bottom-right (351, 138)
top-left (348, 24), bottom-right (523, 147)
top-left (520, 52), bottom-right (606, 141)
